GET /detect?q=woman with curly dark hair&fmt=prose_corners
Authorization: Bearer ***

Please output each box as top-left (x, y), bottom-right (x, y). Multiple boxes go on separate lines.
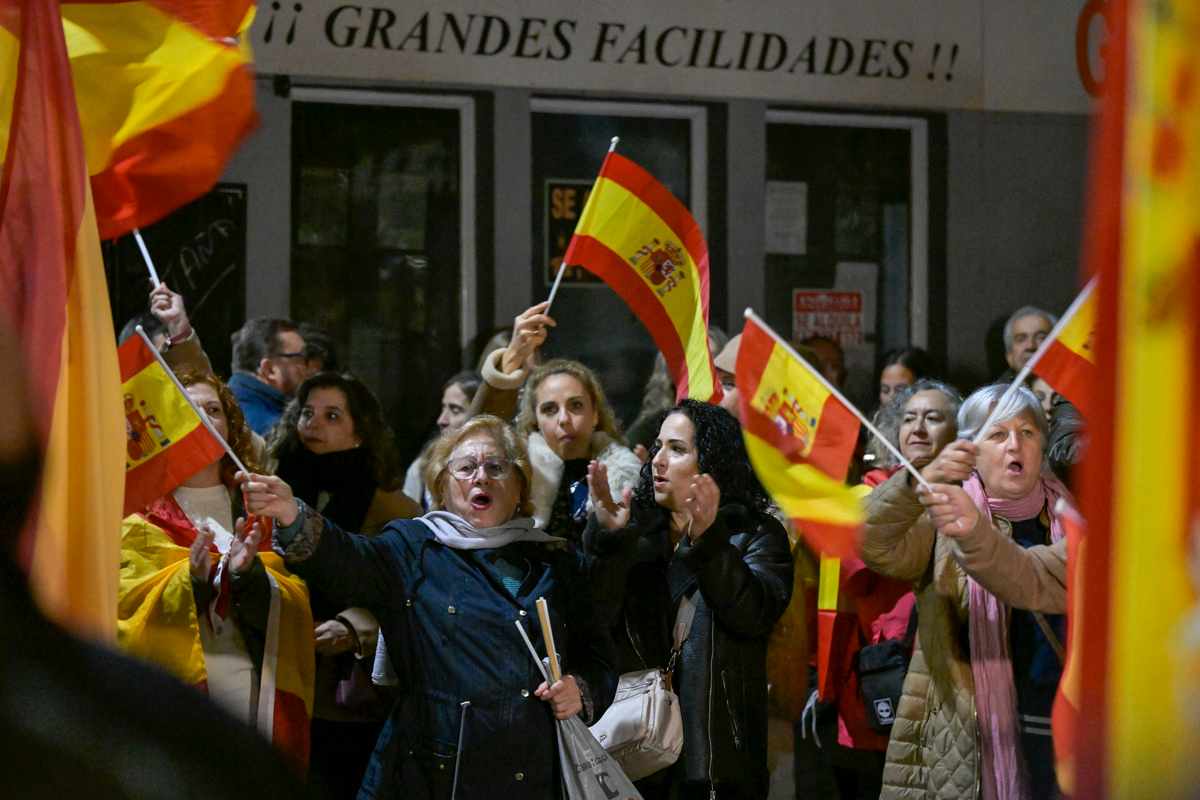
top-left (268, 371), bottom-right (420, 798)
top-left (587, 399), bottom-right (794, 799)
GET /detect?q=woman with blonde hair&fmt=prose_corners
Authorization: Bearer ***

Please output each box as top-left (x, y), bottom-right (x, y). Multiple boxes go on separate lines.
top-left (239, 414), bottom-right (616, 798)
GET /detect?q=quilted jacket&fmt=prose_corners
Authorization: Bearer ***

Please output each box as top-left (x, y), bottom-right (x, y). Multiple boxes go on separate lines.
top-left (859, 471), bottom-right (981, 800)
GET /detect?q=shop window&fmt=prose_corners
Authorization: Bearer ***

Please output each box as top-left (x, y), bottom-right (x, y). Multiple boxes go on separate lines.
top-left (291, 98), bottom-right (468, 461)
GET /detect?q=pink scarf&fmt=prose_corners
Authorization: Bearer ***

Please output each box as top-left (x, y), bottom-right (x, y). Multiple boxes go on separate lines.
top-left (961, 471), bottom-right (1072, 800)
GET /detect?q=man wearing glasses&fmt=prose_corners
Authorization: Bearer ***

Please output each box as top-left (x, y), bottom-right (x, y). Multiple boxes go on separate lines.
top-left (228, 318), bottom-right (307, 436)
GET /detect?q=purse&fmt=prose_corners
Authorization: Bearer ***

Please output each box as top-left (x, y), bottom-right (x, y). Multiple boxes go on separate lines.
top-left (588, 594), bottom-right (696, 780)
top-left (855, 605), bottom-right (918, 735)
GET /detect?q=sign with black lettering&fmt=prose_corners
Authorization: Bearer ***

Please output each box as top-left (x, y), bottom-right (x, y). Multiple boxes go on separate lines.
top-left (544, 179), bottom-right (601, 286)
top-left (252, 0), bottom-right (1095, 114)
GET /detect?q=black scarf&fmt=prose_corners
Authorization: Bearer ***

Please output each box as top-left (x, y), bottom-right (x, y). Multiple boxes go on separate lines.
top-left (275, 446), bottom-right (378, 532)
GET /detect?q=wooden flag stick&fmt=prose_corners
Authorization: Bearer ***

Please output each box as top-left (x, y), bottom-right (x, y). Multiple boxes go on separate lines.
top-left (535, 596), bottom-right (562, 683)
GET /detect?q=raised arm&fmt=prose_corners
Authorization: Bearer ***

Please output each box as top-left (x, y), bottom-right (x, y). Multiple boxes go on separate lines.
top-left (859, 470), bottom-right (936, 583)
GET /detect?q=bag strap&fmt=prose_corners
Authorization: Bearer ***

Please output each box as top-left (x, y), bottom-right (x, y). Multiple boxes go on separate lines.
top-left (1032, 611), bottom-right (1065, 664)
top-left (902, 602), bottom-right (919, 650)
top-left (665, 593), bottom-right (697, 675)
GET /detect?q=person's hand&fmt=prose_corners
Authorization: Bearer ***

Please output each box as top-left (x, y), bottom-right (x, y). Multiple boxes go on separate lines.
top-left (237, 472), bottom-right (300, 526)
top-left (587, 460), bottom-right (631, 531)
top-left (501, 301), bottom-right (556, 374)
top-left (314, 619), bottom-right (357, 656)
top-left (189, 525), bottom-right (215, 580)
top-left (535, 674), bottom-right (582, 719)
top-left (917, 482), bottom-right (981, 538)
top-left (229, 516), bottom-right (263, 574)
top-left (149, 282), bottom-right (191, 339)
top-left (683, 474), bottom-right (720, 540)
top-left (919, 440), bottom-right (977, 485)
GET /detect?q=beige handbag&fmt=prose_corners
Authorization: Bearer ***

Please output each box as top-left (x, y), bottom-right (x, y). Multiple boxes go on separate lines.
top-left (588, 595), bottom-right (696, 780)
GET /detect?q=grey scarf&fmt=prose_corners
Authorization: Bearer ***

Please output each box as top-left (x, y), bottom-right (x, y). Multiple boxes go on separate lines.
top-left (417, 510), bottom-right (564, 550)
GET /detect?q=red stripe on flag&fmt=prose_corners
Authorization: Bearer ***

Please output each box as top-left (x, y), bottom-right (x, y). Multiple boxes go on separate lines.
top-left (599, 153), bottom-right (712, 322)
top-left (118, 334), bottom-right (158, 379)
top-left (567, 235), bottom-right (694, 397)
top-left (124, 424), bottom-right (226, 515)
top-left (1035, 339), bottom-right (1094, 417)
top-left (92, 65), bottom-right (257, 239)
top-left (798, 518), bottom-right (862, 564)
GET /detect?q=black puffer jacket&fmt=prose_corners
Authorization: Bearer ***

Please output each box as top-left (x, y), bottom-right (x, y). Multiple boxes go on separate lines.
top-left (588, 504), bottom-right (793, 795)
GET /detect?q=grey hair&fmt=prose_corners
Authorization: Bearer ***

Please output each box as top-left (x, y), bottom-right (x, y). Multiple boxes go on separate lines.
top-left (957, 383), bottom-right (1050, 444)
top-left (1002, 306), bottom-right (1058, 351)
top-left (868, 378), bottom-right (963, 468)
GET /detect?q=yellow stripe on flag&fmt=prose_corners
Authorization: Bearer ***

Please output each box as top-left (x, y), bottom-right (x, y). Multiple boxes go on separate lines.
top-left (61, 2), bottom-right (251, 176)
top-left (743, 430), bottom-right (863, 528)
top-left (1057, 288), bottom-right (1097, 363)
top-left (121, 359), bottom-right (204, 470)
top-left (574, 176), bottom-right (713, 398)
top-left (749, 343), bottom-right (837, 460)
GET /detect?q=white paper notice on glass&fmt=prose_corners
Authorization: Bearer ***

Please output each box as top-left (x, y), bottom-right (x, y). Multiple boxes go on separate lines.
top-left (765, 181), bottom-right (808, 255)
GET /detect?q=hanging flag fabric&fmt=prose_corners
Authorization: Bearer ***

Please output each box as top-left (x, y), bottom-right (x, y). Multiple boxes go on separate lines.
top-left (119, 334), bottom-right (226, 516)
top-left (735, 312), bottom-right (862, 557)
top-left (1032, 280), bottom-right (1097, 417)
top-left (119, 495), bottom-right (314, 767)
top-left (0, 0), bottom-right (124, 640)
top-left (1069, 0), bottom-right (1200, 795)
top-left (563, 152), bottom-right (721, 403)
top-left (1051, 502), bottom-right (1086, 797)
top-left (60, 0), bottom-right (257, 239)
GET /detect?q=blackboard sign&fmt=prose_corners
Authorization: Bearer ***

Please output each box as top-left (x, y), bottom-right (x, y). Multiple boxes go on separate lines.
top-left (104, 184), bottom-right (247, 378)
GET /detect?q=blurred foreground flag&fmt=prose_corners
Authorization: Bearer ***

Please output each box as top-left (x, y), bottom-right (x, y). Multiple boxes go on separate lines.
top-left (563, 150), bottom-right (721, 402)
top-left (0, 0), bottom-right (124, 640)
top-left (61, 0), bottom-right (257, 239)
top-left (119, 334), bottom-right (225, 516)
top-left (1032, 278), bottom-right (1097, 417)
top-left (1068, 0), bottom-right (1200, 796)
top-left (735, 310), bottom-right (862, 557)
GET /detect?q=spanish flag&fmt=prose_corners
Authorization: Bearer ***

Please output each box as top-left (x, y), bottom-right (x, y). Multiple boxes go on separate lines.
top-left (62, 0), bottom-right (257, 239)
top-left (0, 0), bottom-right (124, 640)
top-left (735, 310), bottom-right (863, 557)
top-left (1068, 0), bottom-right (1200, 795)
top-left (563, 151), bottom-right (721, 402)
top-left (1032, 279), bottom-right (1097, 417)
top-left (119, 333), bottom-right (226, 515)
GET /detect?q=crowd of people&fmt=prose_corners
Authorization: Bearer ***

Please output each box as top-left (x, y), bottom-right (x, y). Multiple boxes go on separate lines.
top-left (104, 280), bottom-right (1079, 800)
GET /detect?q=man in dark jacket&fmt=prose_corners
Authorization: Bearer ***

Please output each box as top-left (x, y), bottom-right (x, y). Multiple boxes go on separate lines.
top-left (228, 317), bottom-right (307, 436)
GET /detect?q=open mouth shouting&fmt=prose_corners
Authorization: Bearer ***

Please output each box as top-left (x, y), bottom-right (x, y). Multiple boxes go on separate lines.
top-left (469, 488), bottom-right (494, 511)
top-left (1005, 458), bottom-right (1024, 476)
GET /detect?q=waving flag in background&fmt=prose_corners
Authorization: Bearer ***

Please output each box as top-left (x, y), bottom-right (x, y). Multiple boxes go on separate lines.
top-left (119, 334), bottom-right (225, 515)
top-left (61, 0), bottom-right (257, 239)
top-left (563, 151), bottom-right (721, 403)
top-left (1065, 0), bottom-right (1200, 796)
top-left (1032, 278), bottom-right (1097, 417)
top-left (0, 0), bottom-right (124, 639)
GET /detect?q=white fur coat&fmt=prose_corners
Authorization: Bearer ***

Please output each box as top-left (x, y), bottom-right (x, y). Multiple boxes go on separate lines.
top-left (526, 431), bottom-right (642, 528)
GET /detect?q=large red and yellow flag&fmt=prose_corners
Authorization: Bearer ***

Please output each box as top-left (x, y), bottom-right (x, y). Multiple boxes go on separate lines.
top-left (0, 0), bottom-right (124, 640)
top-left (735, 310), bottom-right (862, 557)
top-left (62, 0), bottom-right (257, 239)
top-left (1032, 279), bottom-right (1097, 417)
top-left (563, 151), bottom-right (721, 403)
top-left (119, 334), bottom-right (225, 515)
top-left (1067, 0), bottom-right (1200, 796)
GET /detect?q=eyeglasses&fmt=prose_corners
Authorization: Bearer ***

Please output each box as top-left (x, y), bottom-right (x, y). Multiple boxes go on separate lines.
top-left (448, 456), bottom-right (512, 480)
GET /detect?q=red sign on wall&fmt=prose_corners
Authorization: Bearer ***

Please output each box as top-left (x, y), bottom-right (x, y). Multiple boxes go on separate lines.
top-left (792, 290), bottom-right (864, 346)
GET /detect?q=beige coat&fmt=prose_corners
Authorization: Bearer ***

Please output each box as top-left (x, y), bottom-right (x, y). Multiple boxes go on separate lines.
top-left (859, 471), bottom-right (1068, 800)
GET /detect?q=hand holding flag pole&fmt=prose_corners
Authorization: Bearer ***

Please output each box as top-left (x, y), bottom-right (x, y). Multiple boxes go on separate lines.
top-left (970, 277), bottom-right (1097, 444)
top-left (742, 309), bottom-right (932, 492)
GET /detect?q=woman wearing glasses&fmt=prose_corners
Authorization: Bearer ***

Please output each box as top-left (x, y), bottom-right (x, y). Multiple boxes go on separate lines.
top-left (240, 415), bottom-right (616, 799)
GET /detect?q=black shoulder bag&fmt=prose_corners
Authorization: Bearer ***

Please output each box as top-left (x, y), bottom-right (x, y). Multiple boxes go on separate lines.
top-left (855, 605), bottom-right (918, 735)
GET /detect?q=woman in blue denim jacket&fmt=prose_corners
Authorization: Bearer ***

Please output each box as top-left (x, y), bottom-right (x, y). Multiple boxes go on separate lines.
top-left (240, 415), bottom-right (616, 799)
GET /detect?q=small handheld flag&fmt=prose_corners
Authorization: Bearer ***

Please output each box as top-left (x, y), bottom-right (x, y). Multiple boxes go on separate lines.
top-left (563, 150), bottom-right (721, 403)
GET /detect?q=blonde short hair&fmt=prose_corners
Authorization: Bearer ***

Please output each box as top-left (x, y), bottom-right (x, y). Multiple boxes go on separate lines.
top-left (515, 358), bottom-right (623, 443)
top-left (422, 415), bottom-right (534, 518)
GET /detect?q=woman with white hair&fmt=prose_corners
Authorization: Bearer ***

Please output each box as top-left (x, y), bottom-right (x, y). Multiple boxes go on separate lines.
top-left (859, 383), bottom-right (1071, 800)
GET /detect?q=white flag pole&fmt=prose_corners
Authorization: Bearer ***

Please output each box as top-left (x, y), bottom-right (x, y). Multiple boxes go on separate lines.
top-left (132, 229), bottom-right (161, 288)
top-left (742, 308), bottom-right (932, 492)
top-left (970, 277), bottom-right (1097, 444)
top-left (134, 325), bottom-right (246, 475)
top-left (544, 136), bottom-right (620, 316)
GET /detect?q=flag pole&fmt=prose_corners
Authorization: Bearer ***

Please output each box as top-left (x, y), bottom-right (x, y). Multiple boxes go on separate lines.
top-left (545, 137), bottom-right (620, 315)
top-left (132, 229), bottom-right (161, 287)
top-left (134, 326), bottom-right (247, 475)
top-left (970, 277), bottom-right (1097, 444)
top-left (743, 308), bottom-right (932, 491)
